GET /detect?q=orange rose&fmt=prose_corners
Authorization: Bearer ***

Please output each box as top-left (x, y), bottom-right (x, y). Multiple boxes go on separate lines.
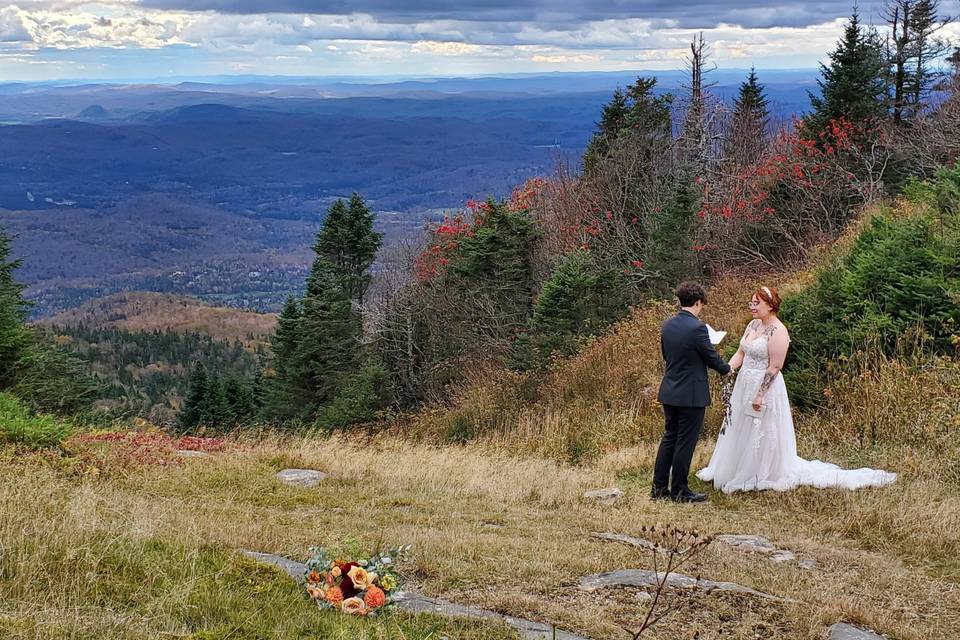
top-left (325, 586), bottom-right (344, 606)
top-left (331, 566), bottom-right (342, 578)
top-left (341, 596), bottom-right (367, 616)
top-left (347, 566), bottom-right (372, 590)
top-left (364, 586), bottom-right (386, 609)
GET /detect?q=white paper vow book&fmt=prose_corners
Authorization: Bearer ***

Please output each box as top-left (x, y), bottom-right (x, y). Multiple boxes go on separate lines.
top-left (705, 324), bottom-right (727, 345)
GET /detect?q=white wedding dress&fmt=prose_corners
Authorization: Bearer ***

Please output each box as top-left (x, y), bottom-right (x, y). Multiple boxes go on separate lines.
top-left (697, 324), bottom-right (897, 494)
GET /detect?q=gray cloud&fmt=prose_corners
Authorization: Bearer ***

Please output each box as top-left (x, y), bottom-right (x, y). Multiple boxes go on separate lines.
top-left (0, 7), bottom-right (31, 42)
top-left (136, 1), bottom-right (894, 29)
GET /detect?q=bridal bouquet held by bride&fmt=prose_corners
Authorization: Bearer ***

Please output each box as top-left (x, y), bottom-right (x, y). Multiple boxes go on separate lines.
top-left (697, 286), bottom-right (897, 494)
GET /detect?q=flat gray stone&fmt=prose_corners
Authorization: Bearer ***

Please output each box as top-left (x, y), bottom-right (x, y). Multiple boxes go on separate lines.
top-left (829, 623), bottom-right (887, 639)
top-left (395, 592), bottom-right (589, 640)
top-left (242, 550), bottom-right (308, 583)
top-left (241, 550), bottom-right (589, 640)
top-left (276, 468), bottom-right (327, 487)
top-left (579, 569), bottom-right (790, 602)
top-left (716, 534), bottom-right (817, 569)
top-left (582, 487), bottom-right (623, 504)
top-left (591, 532), bottom-right (656, 551)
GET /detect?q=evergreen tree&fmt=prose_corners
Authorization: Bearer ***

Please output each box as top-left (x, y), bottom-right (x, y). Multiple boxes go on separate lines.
top-left (313, 194), bottom-right (383, 304)
top-left (0, 228), bottom-right (29, 389)
top-left (263, 296), bottom-right (303, 420)
top-left (886, 0), bottom-right (952, 124)
top-left (583, 88), bottom-right (629, 171)
top-left (224, 376), bottom-right (254, 424)
top-left (509, 250), bottom-right (629, 369)
top-left (583, 78), bottom-right (673, 173)
top-left (200, 376), bottom-right (233, 429)
top-left (806, 9), bottom-right (888, 138)
top-left (451, 199), bottom-right (539, 330)
top-left (179, 363), bottom-right (208, 431)
top-left (647, 181), bottom-right (700, 291)
top-left (295, 257), bottom-right (363, 415)
top-left (727, 67), bottom-right (770, 165)
top-left (265, 193), bottom-right (381, 424)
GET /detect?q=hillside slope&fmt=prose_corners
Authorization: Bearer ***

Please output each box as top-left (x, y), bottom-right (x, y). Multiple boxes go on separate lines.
top-left (37, 292), bottom-right (277, 346)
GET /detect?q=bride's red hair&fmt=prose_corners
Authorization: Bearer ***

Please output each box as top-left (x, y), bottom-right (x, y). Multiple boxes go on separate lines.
top-left (754, 286), bottom-right (781, 313)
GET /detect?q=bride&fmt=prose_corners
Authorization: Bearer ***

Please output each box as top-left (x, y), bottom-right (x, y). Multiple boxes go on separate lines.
top-left (697, 286), bottom-right (897, 494)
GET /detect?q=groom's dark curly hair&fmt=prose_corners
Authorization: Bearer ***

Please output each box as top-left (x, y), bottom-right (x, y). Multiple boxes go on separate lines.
top-left (675, 281), bottom-right (709, 307)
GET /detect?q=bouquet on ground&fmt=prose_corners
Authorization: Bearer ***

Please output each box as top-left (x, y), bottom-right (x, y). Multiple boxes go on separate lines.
top-left (304, 545), bottom-right (411, 616)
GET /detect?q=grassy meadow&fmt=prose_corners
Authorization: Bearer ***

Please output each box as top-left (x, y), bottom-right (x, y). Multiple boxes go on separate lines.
top-left (2, 274), bottom-right (958, 639)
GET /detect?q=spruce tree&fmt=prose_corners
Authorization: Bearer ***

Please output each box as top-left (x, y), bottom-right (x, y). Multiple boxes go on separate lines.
top-left (727, 67), bottom-right (770, 165)
top-left (907, 0), bottom-right (951, 111)
top-left (583, 78), bottom-right (673, 173)
top-left (510, 250), bottom-right (630, 368)
top-left (263, 296), bottom-right (304, 421)
top-left (295, 257), bottom-right (363, 414)
top-left (313, 194), bottom-right (382, 304)
top-left (224, 376), bottom-right (254, 424)
top-left (806, 9), bottom-right (888, 138)
top-left (200, 376), bottom-right (232, 429)
top-left (0, 228), bottom-right (28, 389)
top-left (583, 88), bottom-right (630, 172)
top-left (179, 363), bottom-right (208, 431)
top-left (647, 181), bottom-right (700, 292)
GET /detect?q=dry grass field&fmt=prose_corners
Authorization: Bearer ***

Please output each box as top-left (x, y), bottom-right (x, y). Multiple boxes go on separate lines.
top-left (1, 428), bottom-right (957, 639)
top-left (4, 260), bottom-right (958, 639)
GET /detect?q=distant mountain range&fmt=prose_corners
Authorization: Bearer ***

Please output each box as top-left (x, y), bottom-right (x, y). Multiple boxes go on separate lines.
top-left (0, 70), bottom-right (821, 317)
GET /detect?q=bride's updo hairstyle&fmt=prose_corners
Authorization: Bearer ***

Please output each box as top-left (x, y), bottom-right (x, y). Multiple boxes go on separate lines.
top-left (754, 286), bottom-right (781, 313)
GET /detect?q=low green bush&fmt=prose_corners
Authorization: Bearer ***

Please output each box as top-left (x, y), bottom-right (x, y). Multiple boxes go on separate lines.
top-left (0, 392), bottom-right (74, 447)
top-left (782, 164), bottom-right (960, 407)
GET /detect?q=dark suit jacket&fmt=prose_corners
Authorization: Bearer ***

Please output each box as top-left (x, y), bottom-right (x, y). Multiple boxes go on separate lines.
top-left (657, 310), bottom-right (731, 407)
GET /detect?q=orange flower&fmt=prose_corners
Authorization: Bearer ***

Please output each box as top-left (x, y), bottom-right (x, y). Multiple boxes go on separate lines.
top-left (341, 597), bottom-right (367, 616)
top-left (325, 586), bottom-right (344, 606)
top-left (307, 570), bottom-right (322, 583)
top-left (364, 586), bottom-right (386, 609)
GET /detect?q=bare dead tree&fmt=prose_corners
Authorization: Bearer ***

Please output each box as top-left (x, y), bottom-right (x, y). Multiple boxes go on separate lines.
top-left (680, 33), bottom-right (723, 172)
top-left (902, 70), bottom-right (960, 172)
top-left (884, 0), bottom-right (955, 124)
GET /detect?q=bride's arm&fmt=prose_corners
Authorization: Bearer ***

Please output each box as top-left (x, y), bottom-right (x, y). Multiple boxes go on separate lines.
top-left (752, 325), bottom-right (789, 409)
top-left (728, 347), bottom-right (745, 372)
top-left (727, 321), bottom-right (754, 372)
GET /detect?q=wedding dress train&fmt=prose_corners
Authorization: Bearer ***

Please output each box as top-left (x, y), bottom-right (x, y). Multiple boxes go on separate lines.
top-left (696, 327), bottom-right (897, 494)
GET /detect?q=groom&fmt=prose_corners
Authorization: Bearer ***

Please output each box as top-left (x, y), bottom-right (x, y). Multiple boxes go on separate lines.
top-left (652, 281), bottom-right (730, 503)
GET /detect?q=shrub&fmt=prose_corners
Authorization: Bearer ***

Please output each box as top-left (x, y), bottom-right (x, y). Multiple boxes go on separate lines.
top-left (11, 338), bottom-right (101, 415)
top-left (0, 392), bottom-right (73, 448)
top-left (314, 362), bottom-right (393, 431)
top-left (509, 250), bottom-right (630, 370)
top-left (781, 166), bottom-right (960, 407)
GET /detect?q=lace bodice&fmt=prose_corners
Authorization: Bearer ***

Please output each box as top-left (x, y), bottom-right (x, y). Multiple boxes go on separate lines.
top-left (741, 324), bottom-right (773, 373)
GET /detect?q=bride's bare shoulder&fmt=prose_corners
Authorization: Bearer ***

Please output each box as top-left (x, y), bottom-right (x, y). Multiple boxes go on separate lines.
top-left (773, 319), bottom-right (790, 339)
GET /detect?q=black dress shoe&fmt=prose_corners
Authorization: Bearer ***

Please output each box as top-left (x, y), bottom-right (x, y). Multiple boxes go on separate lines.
top-left (650, 487), bottom-right (670, 501)
top-left (671, 490), bottom-right (707, 503)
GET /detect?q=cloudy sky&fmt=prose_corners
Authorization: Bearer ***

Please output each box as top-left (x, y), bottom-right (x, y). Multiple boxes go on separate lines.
top-left (1, 1), bottom-right (958, 80)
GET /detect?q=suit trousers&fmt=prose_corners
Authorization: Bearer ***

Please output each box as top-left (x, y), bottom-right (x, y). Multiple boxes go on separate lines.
top-left (653, 404), bottom-right (706, 495)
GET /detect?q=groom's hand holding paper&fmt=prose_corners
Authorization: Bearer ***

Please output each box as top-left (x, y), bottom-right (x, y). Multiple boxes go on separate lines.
top-left (705, 324), bottom-right (727, 346)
